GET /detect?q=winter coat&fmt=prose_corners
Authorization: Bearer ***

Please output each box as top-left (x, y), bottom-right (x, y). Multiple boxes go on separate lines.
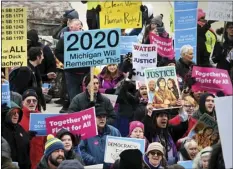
top-left (142, 155), bottom-right (165, 169)
top-left (2, 106), bottom-right (31, 169)
top-left (10, 91), bottom-right (22, 108)
top-left (79, 125), bottom-right (121, 165)
top-left (176, 58), bottom-right (194, 80)
top-left (19, 106), bottom-right (46, 169)
top-left (68, 91), bottom-right (116, 125)
top-left (133, 100), bottom-right (147, 121)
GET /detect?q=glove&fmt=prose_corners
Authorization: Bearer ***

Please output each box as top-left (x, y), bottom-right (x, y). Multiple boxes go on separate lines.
top-left (208, 20), bottom-right (216, 25)
top-left (74, 134), bottom-right (82, 146)
top-left (140, 5), bottom-right (145, 12)
top-left (216, 91), bottom-right (225, 97)
top-left (105, 88), bottom-right (116, 94)
top-left (179, 111), bottom-right (188, 122)
top-left (95, 5), bottom-right (101, 13)
top-left (128, 68), bottom-right (136, 79)
top-left (124, 52), bottom-right (133, 63)
top-left (28, 130), bottom-right (37, 140)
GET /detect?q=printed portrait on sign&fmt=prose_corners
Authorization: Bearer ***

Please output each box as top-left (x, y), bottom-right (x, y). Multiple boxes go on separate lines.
top-left (144, 66), bottom-right (181, 110)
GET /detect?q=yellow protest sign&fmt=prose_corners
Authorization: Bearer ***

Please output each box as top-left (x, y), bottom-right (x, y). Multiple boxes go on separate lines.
top-left (1, 7), bottom-right (27, 67)
top-left (170, 7), bottom-right (174, 33)
top-left (99, 1), bottom-right (142, 29)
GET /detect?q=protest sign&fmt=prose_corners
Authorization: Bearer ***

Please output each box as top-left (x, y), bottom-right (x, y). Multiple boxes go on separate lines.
top-left (188, 113), bottom-right (218, 151)
top-left (149, 33), bottom-right (174, 59)
top-left (120, 36), bottom-right (137, 55)
top-left (144, 66), bottom-right (181, 110)
top-left (215, 96), bottom-right (233, 169)
top-left (29, 113), bottom-right (62, 136)
top-left (84, 164), bottom-right (103, 169)
top-left (174, 1), bottom-right (197, 62)
top-left (2, 7), bottom-right (27, 67)
top-left (1, 79), bottom-right (11, 107)
top-left (177, 161), bottom-right (193, 169)
top-left (206, 2), bottom-right (233, 22)
top-left (64, 28), bottom-right (121, 69)
top-left (104, 136), bottom-right (145, 163)
top-left (102, 94), bottom-right (118, 107)
top-left (99, 1), bottom-right (142, 29)
top-left (46, 107), bottom-right (98, 140)
top-left (191, 66), bottom-right (233, 95)
top-left (132, 43), bottom-right (157, 81)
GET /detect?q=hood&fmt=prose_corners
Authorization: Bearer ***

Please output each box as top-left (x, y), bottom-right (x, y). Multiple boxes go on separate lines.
top-left (27, 29), bottom-right (40, 48)
top-left (1, 137), bottom-right (11, 159)
top-left (199, 93), bottom-right (215, 114)
top-left (5, 101), bottom-right (23, 124)
top-left (56, 128), bottom-right (76, 146)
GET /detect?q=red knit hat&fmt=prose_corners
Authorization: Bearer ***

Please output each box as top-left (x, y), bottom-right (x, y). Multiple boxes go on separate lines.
top-left (129, 121), bottom-right (144, 134)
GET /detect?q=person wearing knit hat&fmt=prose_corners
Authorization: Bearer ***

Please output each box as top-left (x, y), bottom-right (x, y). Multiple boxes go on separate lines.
top-left (119, 149), bottom-right (143, 169)
top-left (37, 134), bottom-right (65, 169)
top-left (129, 121), bottom-right (145, 139)
top-left (142, 142), bottom-right (167, 169)
top-left (22, 89), bottom-right (38, 111)
top-left (57, 160), bottom-right (84, 169)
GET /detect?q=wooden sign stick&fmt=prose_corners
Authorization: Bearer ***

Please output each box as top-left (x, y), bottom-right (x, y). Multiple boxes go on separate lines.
top-left (90, 67), bottom-right (94, 102)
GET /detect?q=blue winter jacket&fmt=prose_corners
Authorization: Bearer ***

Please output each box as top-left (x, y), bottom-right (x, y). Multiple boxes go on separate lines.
top-left (79, 125), bottom-right (121, 165)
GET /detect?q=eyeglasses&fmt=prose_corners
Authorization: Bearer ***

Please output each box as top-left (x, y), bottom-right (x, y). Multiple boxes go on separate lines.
top-left (149, 151), bottom-right (162, 156)
top-left (184, 105), bottom-right (195, 109)
top-left (26, 99), bottom-right (37, 104)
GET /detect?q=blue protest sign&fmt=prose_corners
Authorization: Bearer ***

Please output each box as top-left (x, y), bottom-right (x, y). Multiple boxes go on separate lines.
top-left (64, 28), bottom-right (121, 69)
top-left (1, 80), bottom-right (11, 107)
top-left (177, 161), bottom-right (193, 169)
top-left (174, 9), bottom-right (197, 30)
top-left (120, 36), bottom-right (137, 55)
top-left (174, 1), bottom-right (197, 10)
top-left (29, 113), bottom-right (62, 136)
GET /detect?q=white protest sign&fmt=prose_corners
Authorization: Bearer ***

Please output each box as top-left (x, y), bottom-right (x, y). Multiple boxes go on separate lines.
top-left (84, 164), bottom-right (103, 169)
top-left (214, 96), bottom-right (233, 169)
top-left (132, 43), bottom-right (157, 81)
top-left (104, 136), bottom-right (145, 163)
top-left (102, 94), bottom-right (118, 107)
top-left (206, 2), bottom-right (233, 22)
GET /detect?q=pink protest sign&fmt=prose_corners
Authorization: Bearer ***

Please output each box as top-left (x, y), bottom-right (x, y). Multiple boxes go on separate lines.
top-left (45, 107), bottom-right (98, 140)
top-left (192, 66), bottom-right (233, 95)
top-left (149, 32), bottom-right (174, 59)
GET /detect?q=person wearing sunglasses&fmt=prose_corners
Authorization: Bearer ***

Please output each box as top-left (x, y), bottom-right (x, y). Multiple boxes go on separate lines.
top-left (19, 89), bottom-right (46, 169)
top-left (142, 142), bottom-right (167, 169)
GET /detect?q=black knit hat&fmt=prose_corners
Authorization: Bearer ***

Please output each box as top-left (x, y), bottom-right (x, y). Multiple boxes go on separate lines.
top-left (22, 89), bottom-right (38, 100)
top-left (83, 74), bottom-right (98, 87)
top-left (119, 149), bottom-right (142, 169)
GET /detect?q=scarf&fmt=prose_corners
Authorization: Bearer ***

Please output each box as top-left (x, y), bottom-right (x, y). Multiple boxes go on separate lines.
top-left (143, 155), bottom-right (162, 169)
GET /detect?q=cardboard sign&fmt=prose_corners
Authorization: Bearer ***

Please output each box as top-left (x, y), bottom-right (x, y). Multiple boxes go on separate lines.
top-left (191, 66), bottom-right (233, 95)
top-left (1, 80), bottom-right (11, 107)
top-left (132, 43), bottom-right (157, 81)
top-left (99, 1), bottom-right (142, 29)
top-left (144, 66), bottom-right (181, 110)
top-left (149, 33), bottom-right (174, 59)
top-left (104, 136), bottom-right (145, 163)
top-left (206, 2), bottom-right (233, 22)
top-left (102, 94), bottom-right (118, 107)
top-left (64, 28), bottom-right (121, 69)
top-left (120, 36), bottom-right (138, 55)
top-left (2, 7), bottom-right (27, 67)
top-left (177, 161), bottom-right (193, 169)
top-left (46, 107), bottom-right (98, 140)
top-left (215, 96), bottom-right (233, 169)
top-left (29, 113), bottom-right (62, 136)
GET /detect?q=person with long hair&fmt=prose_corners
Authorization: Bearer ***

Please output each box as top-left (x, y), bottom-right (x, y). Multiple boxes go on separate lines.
top-left (167, 78), bottom-right (179, 99)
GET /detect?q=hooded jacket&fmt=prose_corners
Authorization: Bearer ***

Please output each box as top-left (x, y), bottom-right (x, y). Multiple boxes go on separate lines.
top-left (1, 105), bottom-right (31, 169)
top-left (192, 93), bottom-right (216, 120)
top-left (20, 106), bottom-right (46, 169)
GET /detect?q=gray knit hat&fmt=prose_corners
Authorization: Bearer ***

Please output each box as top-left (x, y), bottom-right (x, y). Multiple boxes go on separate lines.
top-left (151, 15), bottom-right (163, 27)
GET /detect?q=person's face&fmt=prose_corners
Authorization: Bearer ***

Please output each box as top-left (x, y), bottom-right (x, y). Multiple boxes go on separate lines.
top-left (183, 49), bottom-right (194, 62)
top-left (159, 79), bottom-right (166, 88)
top-left (61, 135), bottom-right (72, 151)
top-left (130, 127), bottom-right (144, 139)
top-left (205, 96), bottom-right (215, 113)
top-left (148, 81), bottom-right (155, 91)
top-left (187, 142), bottom-right (198, 160)
top-left (211, 133), bottom-right (219, 141)
top-left (201, 155), bottom-right (210, 169)
top-left (107, 64), bottom-right (117, 73)
top-left (151, 23), bottom-right (157, 30)
top-left (193, 91), bottom-right (204, 102)
top-left (148, 150), bottom-right (163, 166)
top-left (167, 80), bottom-right (173, 89)
top-left (156, 113), bottom-right (168, 128)
top-left (10, 108), bottom-right (20, 124)
top-left (23, 96), bottom-right (38, 111)
top-left (199, 17), bottom-right (207, 24)
top-left (139, 86), bottom-right (148, 97)
top-left (204, 128), bottom-right (213, 136)
top-left (96, 115), bottom-right (107, 129)
top-left (183, 101), bottom-right (195, 116)
top-left (87, 78), bottom-right (99, 94)
top-left (226, 24), bottom-right (233, 36)
top-left (69, 21), bottom-right (83, 31)
top-left (48, 149), bottom-right (65, 167)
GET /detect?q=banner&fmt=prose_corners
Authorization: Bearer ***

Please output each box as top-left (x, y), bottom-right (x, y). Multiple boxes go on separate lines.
top-left (29, 113), bottom-right (62, 136)
top-left (174, 2), bottom-right (197, 62)
top-left (99, 1), bottom-right (142, 29)
top-left (2, 7), bottom-right (27, 67)
top-left (120, 36), bottom-right (137, 55)
top-left (104, 136), bottom-right (145, 163)
top-left (188, 113), bottom-right (218, 151)
top-left (132, 43), bottom-right (157, 81)
top-left (215, 96), bottom-right (232, 169)
top-left (102, 94), bottom-right (118, 107)
top-left (1, 80), bottom-right (11, 107)
top-left (144, 66), bottom-right (181, 110)
top-left (46, 107), bottom-right (98, 140)
top-left (149, 33), bottom-right (174, 59)
top-left (191, 66), bottom-right (233, 95)
top-left (64, 28), bottom-right (121, 69)
top-left (206, 2), bottom-right (233, 22)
